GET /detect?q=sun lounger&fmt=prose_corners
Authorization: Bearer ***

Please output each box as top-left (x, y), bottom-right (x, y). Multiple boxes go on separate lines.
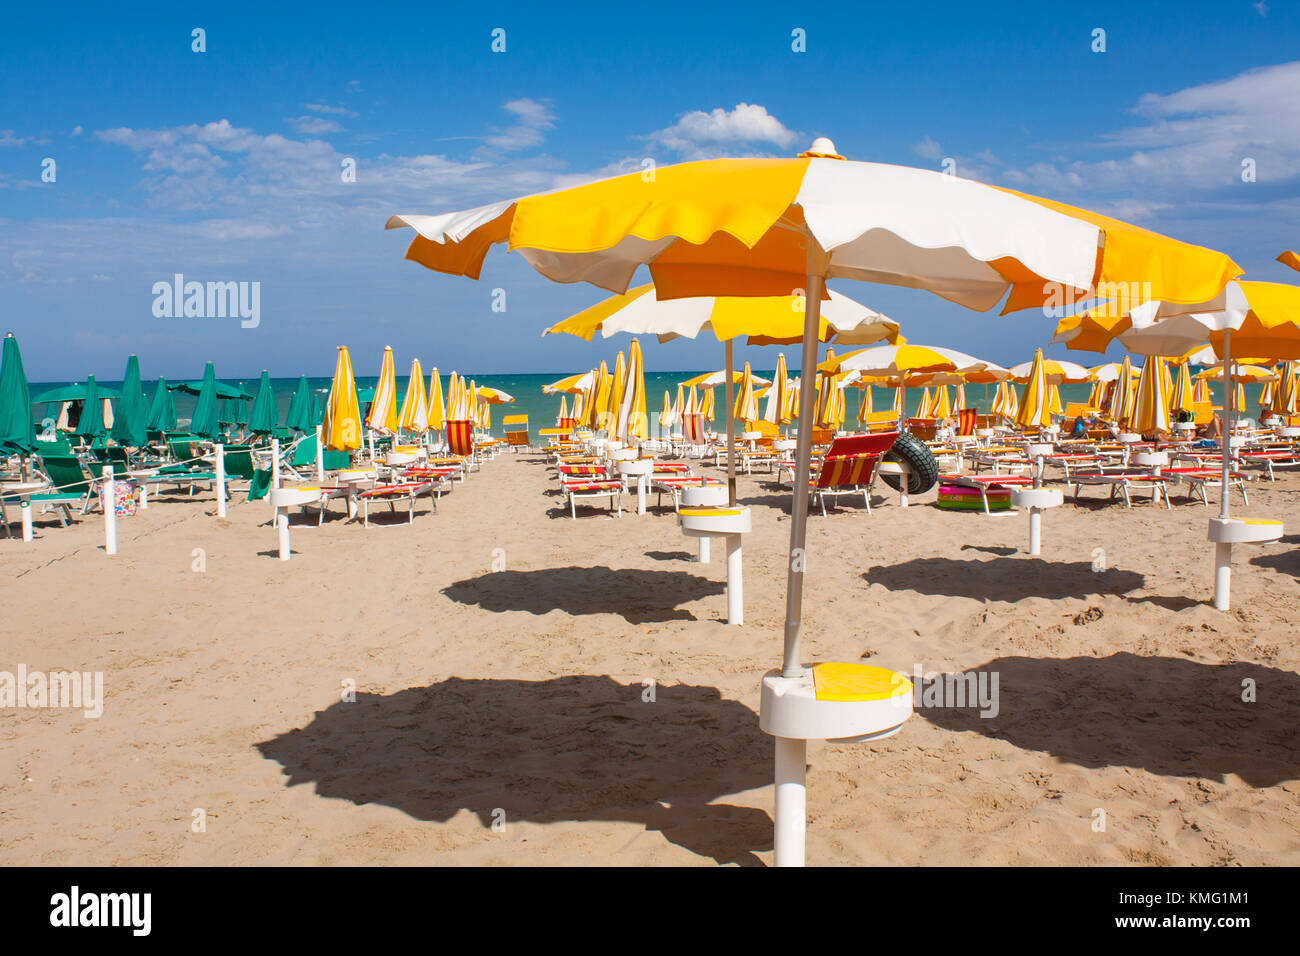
top-left (808, 433), bottom-right (896, 516)
top-left (560, 478), bottom-right (623, 519)
top-left (356, 480), bottom-right (435, 526)
top-left (1069, 472), bottom-right (1170, 509)
top-left (1238, 450), bottom-right (1300, 481)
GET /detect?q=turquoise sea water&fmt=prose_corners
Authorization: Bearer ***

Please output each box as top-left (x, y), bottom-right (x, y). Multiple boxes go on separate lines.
top-left (29, 371), bottom-right (1259, 438)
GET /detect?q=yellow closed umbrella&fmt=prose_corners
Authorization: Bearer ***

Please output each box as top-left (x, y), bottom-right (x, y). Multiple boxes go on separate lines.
top-left (591, 361), bottom-right (611, 429)
top-left (1015, 348), bottom-right (1051, 429)
top-left (701, 387), bottom-right (716, 423)
top-left (734, 362), bottom-right (759, 424)
top-left (1171, 360), bottom-right (1195, 416)
top-left (398, 358), bottom-right (429, 434)
top-left (322, 345), bottom-right (362, 451)
top-left (1109, 355), bottom-right (1133, 426)
top-left (617, 339), bottom-right (648, 442)
top-left (954, 383), bottom-right (966, 411)
top-left (607, 351), bottom-right (626, 432)
top-left (856, 381), bottom-right (874, 424)
top-left (427, 367), bottom-right (445, 432)
top-left (1132, 356), bottom-right (1170, 435)
top-left (917, 386), bottom-right (932, 418)
top-left (1047, 383), bottom-right (1063, 416)
top-left (892, 384), bottom-right (905, 417)
top-left (931, 384), bottom-right (951, 419)
top-left (558, 394), bottom-right (569, 425)
top-left (763, 353), bottom-right (792, 426)
top-left (367, 346), bottom-right (399, 434)
top-left (657, 391), bottom-right (672, 431)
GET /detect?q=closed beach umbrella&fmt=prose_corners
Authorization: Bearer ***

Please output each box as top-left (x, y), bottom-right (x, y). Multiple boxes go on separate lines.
top-left (0, 333), bottom-right (36, 457)
top-left (607, 351), bottom-right (626, 433)
top-left (1015, 349), bottom-right (1051, 429)
top-left (399, 358), bottom-right (429, 434)
top-left (931, 384), bottom-right (952, 419)
top-left (763, 353), bottom-right (791, 425)
top-left (733, 361), bottom-right (759, 425)
top-left (917, 387), bottom-right (932, 418)
top-left (657, 391), bottom-right (671, 431)
top-left (249, 370), bottom-right (278, 435)
top-left (286, 375), bottom-right (313, 433)
top-left (189, 363), bottom-right (220, 440)
top-left (322, 346), bottom-right (363, 451)
top-left (76, 375), bottom-right (106, 439)
top-left (856, 381), bottom-right (874, 423)
top-left (955, 383), bottom-right (966, 410)
top-left (1172, 361), bottom-right (1196, 416)
top-left (147, 377), bottom-right (178, 431)
top-left (110, 354), bottom-right (147, 448)
top-left (700, 387), bottom-right (716, 423)
top-left (1133, 357), bottom-right (1170, 435)
top-left (1109, 355), bottom-right (1134, 427)
top-left (367, 347), bottom-right (399, 434)
top-left (559, 395), bottom-right (569, 425)
top-left (617, 339), bottom-right (649, 442)
top-left (1047, 384), bottom-right (1063, 417)
top-left (427, 367), bottom-right (446, 431)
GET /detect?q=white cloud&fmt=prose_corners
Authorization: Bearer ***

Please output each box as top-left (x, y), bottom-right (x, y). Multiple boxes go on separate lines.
top-left (304, 103), bottom-right (357, 117)
top-left (481, 98), bottom-right (555, 152)
top-left (912, 136), bottom-right (942, 161)
top-left (288, 115), bottom-right (344, 135)
top-left (647, 103), bottom-right (798, 160)
top-left (1255, 1), bottom-right (1269, 16)
top-left (0, 130), bottom-right (32, 148)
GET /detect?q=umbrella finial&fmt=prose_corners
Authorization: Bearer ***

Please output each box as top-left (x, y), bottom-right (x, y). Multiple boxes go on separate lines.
top-left (800, 137), bottom-right (845, 161)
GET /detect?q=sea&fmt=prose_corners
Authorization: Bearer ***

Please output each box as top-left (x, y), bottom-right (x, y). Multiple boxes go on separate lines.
top-left (28, 371), bottom-right (1254, 439)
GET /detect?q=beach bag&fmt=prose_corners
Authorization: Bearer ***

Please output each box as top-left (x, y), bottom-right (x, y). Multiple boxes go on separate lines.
top-left (98, 478), bottom-right (139, 517)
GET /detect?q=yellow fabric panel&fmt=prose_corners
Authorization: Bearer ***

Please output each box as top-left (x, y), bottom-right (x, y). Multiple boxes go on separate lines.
top-left (510, 158), bottom-right (809, 256)
top-left (813, 662), bottom-right (912, 702)
top-left (544, 284), bottom-right (657, 340)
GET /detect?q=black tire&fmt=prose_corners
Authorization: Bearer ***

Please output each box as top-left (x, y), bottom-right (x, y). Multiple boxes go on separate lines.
top-left (881, 432), bottom-right (939, 495)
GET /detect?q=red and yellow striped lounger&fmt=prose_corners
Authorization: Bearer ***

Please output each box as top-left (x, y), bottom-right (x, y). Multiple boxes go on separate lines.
top-left (357, 481), bottom-right (434, 526)
top-left (1069, 472), bottom-right (1170, 509)
top-left (559, 478), bottom-right (623, 519)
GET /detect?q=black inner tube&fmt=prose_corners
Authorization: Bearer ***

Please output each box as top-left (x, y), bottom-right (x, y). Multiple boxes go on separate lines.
top-left (880, 432), bottom-right (939, 495)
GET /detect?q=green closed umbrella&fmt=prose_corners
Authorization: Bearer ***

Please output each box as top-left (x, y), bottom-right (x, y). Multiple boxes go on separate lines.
top-left (75, 374), bottom-right (106, 439)
top-left (235, 397), bottom-right (249, 427)
top-left (110, 355), bottom-right (148, 448)
top-left (147, 377), bottom-right (178, 431)
top-left (248, 370), bottom-right (277, 435)
top-left (189, 363), bottom-right (220, 440)
top-left (311, 393), bottom-right (323, 428)
top-left (286, 375), bottom-right (313, 433)
top-left (0, 333), bottom-right (36, 457)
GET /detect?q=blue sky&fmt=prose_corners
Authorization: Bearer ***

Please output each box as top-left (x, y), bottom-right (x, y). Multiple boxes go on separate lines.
top-left (2, 0), bottom-right (1298, 381)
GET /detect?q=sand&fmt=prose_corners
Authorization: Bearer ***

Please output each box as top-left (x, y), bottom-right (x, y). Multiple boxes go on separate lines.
top-left (2, 448), bottom-right (1299, 866)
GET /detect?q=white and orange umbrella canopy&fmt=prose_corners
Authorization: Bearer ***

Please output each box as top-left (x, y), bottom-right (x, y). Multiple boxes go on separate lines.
top-left (1008, 357), bottom-right (1091, 385)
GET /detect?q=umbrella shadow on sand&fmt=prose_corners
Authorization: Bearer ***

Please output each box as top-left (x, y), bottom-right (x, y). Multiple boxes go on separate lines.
top-left (256, 676), bottom-right (772, 865)
top-left (919, 653), bottom-right (1300, 786)
top-left (863, 556), bottom-right (1144, 602)
top-left (442, 567), bottom-right (725, 623)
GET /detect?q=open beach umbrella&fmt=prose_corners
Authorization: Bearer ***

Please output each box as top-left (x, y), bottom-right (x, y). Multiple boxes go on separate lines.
top-left (680, 368), bottom-right (774, 389)
top-left (825, 343), bottom-right (1000, 380)
top-left (248, 370), bottom-right (278, 436)
top-left (0, 333), bottom-right (36, 458)
top-left (322, 346), bottom-right (363, 451)
top-left (109, 354), bottom-right (147, 448)
top-left (286, 375), bottom-right (313, 433)
top-left (388, 139), bottom-right (1242, 866)
top-left (543, 370), bottom-right (596, 394)
top-left (476, 386), bottom-right (515, 406)
top-left (188, 363), bottom-right (221, 440)
top-left (1015, 349), bottom-right (1051, 429)
top-left (1008, 357), bottom-right (1091, 384)
top-left (1132, 356), bottom-right (1170, 435)
top-left (545, 283), bottom-right (901, 347)
top-left (399, 358), bottom-right (429, 435)
top-left (427, 367), bottom-right (446, 432)
top-left (147, 377), bottom-right (177, 431)
top-left (617, 339), bottom-right (649, 442)
top-left (367, 347), bottom-right (399, 434)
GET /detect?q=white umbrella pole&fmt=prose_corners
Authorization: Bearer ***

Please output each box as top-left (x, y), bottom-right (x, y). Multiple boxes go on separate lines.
top-left (215, 443), bottom-right (226, 518)
top-left (1215, 330), bottom-right (1234, 609)
top-left (725, 340), bottom-right (737, 506)
top-left (103, 464), bottom-right (117, 556)
top-left (315, 426), bottom-right (325, 481)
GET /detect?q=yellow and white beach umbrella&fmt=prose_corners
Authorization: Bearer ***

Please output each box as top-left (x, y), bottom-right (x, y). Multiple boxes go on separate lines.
top-left (892, 384), bottom-right (905, 417)
top-left (607, 352), bottom-right (626, 430)
top-left (543, 370), bottom-right (596, 394)
top-left (1274, 361), bottom-right (1298, 415)
top-left (917, 386), bottom-right (933, 418)
top-left (480, 401), bottom-right (491, 430)
top-left (734, 361), bottom-right (760, 424)
top-left (931, 384), bottom-right (952, 419)
top-left (367, 346), bottom-right (399, 434)
top-left (322, 345), bottom-right (362, 451)
top-left (954, 383), bottom-right (966, 410)
top-left (388, 141), bottom-right (1244, 865)
top-left (763, 352), bottom-right (792, 426)
top-left (617, 339), bottom-right (649, 442)
top-left (1109, 355), bottom-right (1134, 426)
top-left (856, 382), bottom-right (874, 424)
top-left (1132, 356), bottom-right (1170, 434)
top-left (1195, 364), bottom-right (1277, 383)
top-left (700, 387), bottom-right (716, 423)
top-left (1171, 361), bottom-right (1195, 416)
top-left (591, 361), bottom-right (611, 429)
top-left (1015, 348), bottom-right (1052, 429)
top-left (680, 368), bottom-right (773, 389)
top-left (1047, 383), bottom-right (1063, 416)
top-left (825, 343), bottom-right (1000, 379)
top-left (544, 283), bottom-right (901, 347)
top-left (558, 395), bottom-right (569, 424)
top-left (398, 358), bottom-right (429, 434)
top-left (427, 367), bottom-right (446, 432)
top-left (1008, 356), bottom-right (1091, 385)
top-left (685, 384), bottom-right (699, 418)
top-left (1193, 377), bottom-right (1211, 405)
top-left (657, 391), bottom-right (672, 431)
top-left (670, 383), bottom-right (685, 429)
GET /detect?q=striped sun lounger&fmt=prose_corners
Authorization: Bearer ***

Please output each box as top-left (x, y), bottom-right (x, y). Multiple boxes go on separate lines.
top-left (1069, 472), bottom-right (1170, 509)
top-left (560, 479), bottom-right (623, 519)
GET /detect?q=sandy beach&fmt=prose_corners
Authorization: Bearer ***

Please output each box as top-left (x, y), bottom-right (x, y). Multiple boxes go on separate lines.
top-left (3, 450), bottom-right (1297, 867)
